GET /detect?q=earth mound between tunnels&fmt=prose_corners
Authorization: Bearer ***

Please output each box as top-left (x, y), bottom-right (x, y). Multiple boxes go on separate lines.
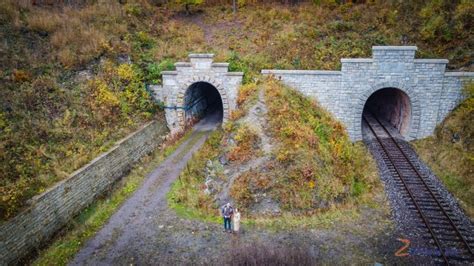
top-left (169, 78), bottom-right (381, 218)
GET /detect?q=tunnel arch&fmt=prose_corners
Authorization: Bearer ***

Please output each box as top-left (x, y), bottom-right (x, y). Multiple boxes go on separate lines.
top-left (355, 81), bottom-right (421, 140)
top-left (363, 88), bottom-right (412, 137)
top-left (176, 77), bottom-right (229, 127)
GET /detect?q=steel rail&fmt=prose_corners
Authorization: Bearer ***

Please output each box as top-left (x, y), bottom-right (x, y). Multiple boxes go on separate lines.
top-left (371, 113), bottom-right (473, 258)
top-left (363, 115), bottom-right (450, 264)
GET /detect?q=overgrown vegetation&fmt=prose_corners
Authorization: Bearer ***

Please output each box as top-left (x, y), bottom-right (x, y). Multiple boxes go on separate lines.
top-left (168, 129), bottom-right (224, 217)
top-left (413, 82), bottom-right (474, 218)
top-left (261, 79), bottom-right (378, 211)
top-left (1, 0), bottom-right (472, 220)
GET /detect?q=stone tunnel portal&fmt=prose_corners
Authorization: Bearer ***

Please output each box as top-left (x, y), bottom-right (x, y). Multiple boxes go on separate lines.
top-left (363, 88), bottom-right (412, 137)
top-left (184, 81), bottom-right (224, 125)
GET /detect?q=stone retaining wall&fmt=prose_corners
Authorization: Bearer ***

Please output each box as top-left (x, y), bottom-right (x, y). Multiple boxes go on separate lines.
top-left (0, 121), bottom-right (168, 265)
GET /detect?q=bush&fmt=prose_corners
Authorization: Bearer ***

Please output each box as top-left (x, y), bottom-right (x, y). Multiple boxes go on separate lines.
top-left (145, 59), bottom-right (175, 84)
top-left (135, 31), bottom-right (155, 49)
top-left (173, 0), bottom-right (204, 14)
top-left (227, 123), bottom-right (260, 163)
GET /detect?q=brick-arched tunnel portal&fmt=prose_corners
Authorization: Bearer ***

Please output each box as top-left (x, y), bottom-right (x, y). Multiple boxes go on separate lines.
top-left (183, 81), bottom-right (223, 125)
top-left (362, 87), bottom-right (412, 137)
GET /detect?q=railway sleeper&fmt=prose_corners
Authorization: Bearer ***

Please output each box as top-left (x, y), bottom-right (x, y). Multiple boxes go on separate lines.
top-left (421, 234), bottom-right (461, 242)
top-left (424, 216), bottom-right (460, 224)
top-left (444, 254), bottom-right (474, 262)
top-left (416, 202), bottom-right (450, 208)
top-left (424, 213), bottom-right (458, 220)
top-left (414, 196), bottom-right (446, 203)
top-left (427, 220), bottom-right (469, 230)
top-left (415, 206), bottom-right (445, 212)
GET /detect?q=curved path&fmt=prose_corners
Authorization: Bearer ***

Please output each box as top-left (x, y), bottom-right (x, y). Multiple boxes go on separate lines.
top-left (71, 114), bottom-right (220, 265)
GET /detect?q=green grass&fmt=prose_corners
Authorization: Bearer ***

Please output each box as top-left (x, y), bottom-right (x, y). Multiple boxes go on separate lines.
top-left (32, 130), bottom-right (193, 266)
top-left (168, 199), bottom-right (221, 224)
top-left (168, 186), bottom-right (389, 232)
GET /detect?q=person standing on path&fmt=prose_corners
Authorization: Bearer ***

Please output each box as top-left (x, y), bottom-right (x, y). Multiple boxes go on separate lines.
top-left (232, 208), bottom-right (241, 234)
top-left (222, 203), bottom-right (233, 233)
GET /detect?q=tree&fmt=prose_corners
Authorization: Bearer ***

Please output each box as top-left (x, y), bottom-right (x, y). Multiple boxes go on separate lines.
top-left (175, 0), bottom-right (204, 15)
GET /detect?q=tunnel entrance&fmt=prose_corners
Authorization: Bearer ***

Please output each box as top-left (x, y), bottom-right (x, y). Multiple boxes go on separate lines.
top-left (362, 88), bottom-right (412, 137)
top-left (184, 81), bottom-right (223, 125)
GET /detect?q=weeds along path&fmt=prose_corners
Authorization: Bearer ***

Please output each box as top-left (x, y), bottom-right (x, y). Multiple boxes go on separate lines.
top-left (70, 117), bottom-right (218, 265)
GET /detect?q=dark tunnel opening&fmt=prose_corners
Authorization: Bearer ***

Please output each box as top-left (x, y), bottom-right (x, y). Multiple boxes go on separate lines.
top-left (362, 88), bottom-right (412, 137)
top-left (184, 82), bottom-right (223, 125)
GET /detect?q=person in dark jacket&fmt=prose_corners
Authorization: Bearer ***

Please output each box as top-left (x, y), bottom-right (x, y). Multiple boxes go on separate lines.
top-left (221, 203), bottom-right (233, 233)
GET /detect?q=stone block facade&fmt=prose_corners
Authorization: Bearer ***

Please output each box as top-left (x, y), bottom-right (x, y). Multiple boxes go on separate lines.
top-left (0, 121), bottom-right (168, 265)
top-left (150, 54), bottom-right (243, 133)
top-left (262, 46), bottom-right (474, 141)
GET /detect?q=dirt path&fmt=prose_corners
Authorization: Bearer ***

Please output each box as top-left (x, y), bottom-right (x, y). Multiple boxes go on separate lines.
top-left (70, 116), bottom-right (218, 265)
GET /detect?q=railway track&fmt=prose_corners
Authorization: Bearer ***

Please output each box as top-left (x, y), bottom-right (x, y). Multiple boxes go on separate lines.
top-left (363, 113), bottom-right (474, 265)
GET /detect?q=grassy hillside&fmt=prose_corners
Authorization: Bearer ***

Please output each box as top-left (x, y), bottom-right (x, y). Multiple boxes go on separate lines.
top-left (1, 0), bottom-right (472, 220)
top-left (168, 78), bottom-right (380, 218)
top-left (413, 83), bottom-right (474, 218)
top-left (0, 1), bottom-right (166, 220)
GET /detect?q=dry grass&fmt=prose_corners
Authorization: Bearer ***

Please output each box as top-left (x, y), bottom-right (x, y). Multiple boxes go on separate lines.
top-left (261, 78), bottom-right (379, 211)
top-left (227, 123), bottom-right (260, 163)
top-left (24, 2), bottom-right (125, 68)
top-left (26, 10), bottom-right (62, 33)
top-left (224, 241), bottom-right (315, 266)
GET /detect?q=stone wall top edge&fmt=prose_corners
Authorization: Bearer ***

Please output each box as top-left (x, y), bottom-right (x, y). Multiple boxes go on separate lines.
top-left (175, 62), bottom-right (191, 67)
top-left (212, 63), bottom-right (229, 67)
top-left (372, 46), bottom-right (418, 50)
top-left (444, 72), bottom-right (474, 77)
top-left (414, 59), bottom-right (449, 64)
top-left (340, 58), bottom-right (373, 63)
top-left (261, 70), bottom-right (341, 75)
top-left (162, 71), bottom-right (178, 75)
top-left (188, 53), bottom-right (214, 58)
top-left (226, 72), bottom-right (244, 76)
top-left (30, 121), bottom-right (159, 203)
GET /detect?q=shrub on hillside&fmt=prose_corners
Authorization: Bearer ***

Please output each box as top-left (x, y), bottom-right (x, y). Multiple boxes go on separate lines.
top-left (227, 123), bottom-right (260, 163)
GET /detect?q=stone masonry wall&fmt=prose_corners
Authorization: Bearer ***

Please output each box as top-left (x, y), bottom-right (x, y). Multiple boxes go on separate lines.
top-left (439, 72), bottom-right (473, 124)
top-left (0, 121), bottom-right (168, 265)
top-left (263, 46), bottom-right (474, 141)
